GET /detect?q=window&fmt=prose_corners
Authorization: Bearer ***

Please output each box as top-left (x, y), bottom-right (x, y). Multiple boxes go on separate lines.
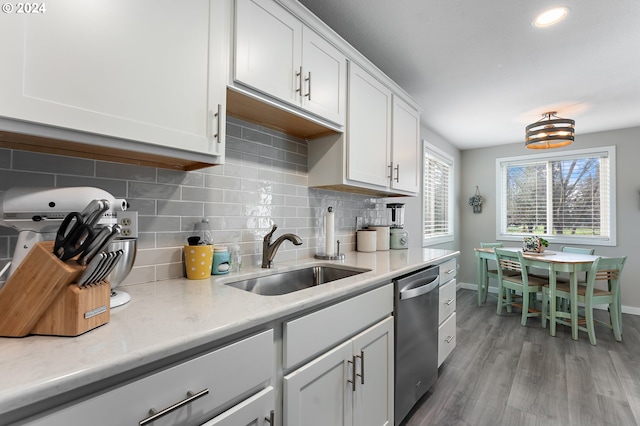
top-left (497, 146), bottom-right (616, 246)
top-left (423, 141), bottom-right (454, 245)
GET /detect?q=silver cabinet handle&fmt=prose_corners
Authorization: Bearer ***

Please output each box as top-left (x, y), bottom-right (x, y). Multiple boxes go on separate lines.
top-left (394, 164), bottom-right (400, 182)
top-left (305, 71), bottom-right (311, 100)
top-left (445, 335), bottom-right (454, 343)
top-left (388, 163), bottom-right (393, 179)
top-left (445, 269), bottom-right (455, 275)
top-left (347, 355), bottom-right (357, 391)
top-left (356, 350), bottom-right (364, 385)
top-left (265, 409), bottom-right (275, 424)
top-left (139, 388), bottom-right (209, 426)
top-left (210, 104), bottom-right (223, 142)
top-left (445, 299), bottom-right (455, 306)
top-left (296, 66), bottom-right (303, 96)
top-left (215, 104), bottom-right (222, 143)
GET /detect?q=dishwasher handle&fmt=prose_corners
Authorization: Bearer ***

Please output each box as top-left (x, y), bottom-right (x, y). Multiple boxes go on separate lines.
top-left (399, 275), bottom-right (439, 300)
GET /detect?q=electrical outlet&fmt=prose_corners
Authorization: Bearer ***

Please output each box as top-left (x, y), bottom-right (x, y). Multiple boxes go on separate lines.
top-left (117, 211), bottom-right (138, 238)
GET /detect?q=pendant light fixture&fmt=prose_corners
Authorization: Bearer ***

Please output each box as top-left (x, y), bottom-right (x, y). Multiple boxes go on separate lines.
top-left (525, 111), bottom-right (575, 149)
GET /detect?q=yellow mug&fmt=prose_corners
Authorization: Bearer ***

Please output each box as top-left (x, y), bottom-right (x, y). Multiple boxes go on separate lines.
top-left (184, 245), bottom-right (214, 280)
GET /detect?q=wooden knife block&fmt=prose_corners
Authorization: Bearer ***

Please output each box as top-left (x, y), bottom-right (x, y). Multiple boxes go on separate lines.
top-left (0, 241), bottom-right (110, 337)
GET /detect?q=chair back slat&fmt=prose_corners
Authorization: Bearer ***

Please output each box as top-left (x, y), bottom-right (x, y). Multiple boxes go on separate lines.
top-left (499, 258), bottom-right (522, 273)
top-left (594, 269), bottom-right (619, 281)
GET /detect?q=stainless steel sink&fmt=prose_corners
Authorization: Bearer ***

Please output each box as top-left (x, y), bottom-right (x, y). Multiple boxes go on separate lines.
top-left (225, 265), bottom-right (370, 296)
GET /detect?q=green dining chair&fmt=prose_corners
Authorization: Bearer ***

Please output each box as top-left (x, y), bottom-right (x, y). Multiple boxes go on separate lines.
top-left (495, 248), bottom-right (548, 326)
top-left (541, 256), bottom-right (626, 345)
top-left (557, 245), bottom-right (596, 286)
top-left (479, 242), bottom-right (503, 302)
top-left (561, 246), bottom-right (596, 255)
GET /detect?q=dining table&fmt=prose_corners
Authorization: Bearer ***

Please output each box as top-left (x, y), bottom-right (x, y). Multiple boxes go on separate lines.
top-left (474, 246), bottom-right (602, 340)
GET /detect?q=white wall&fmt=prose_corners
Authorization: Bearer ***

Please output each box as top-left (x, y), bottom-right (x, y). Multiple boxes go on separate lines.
top-left (459, 126), bottom-right (640, 312)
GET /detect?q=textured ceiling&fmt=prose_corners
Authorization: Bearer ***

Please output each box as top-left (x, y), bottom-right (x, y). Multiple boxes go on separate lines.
top-left (297, 0), bottom-right (640, 150)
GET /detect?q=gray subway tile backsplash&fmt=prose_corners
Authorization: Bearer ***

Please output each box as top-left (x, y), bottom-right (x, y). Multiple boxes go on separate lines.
top-left (0, 117), bottom-right (387, 287)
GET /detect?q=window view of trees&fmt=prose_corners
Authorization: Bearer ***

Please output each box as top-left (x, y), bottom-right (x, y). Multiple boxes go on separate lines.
top-left (503, 155), bottom-right (608, 238)
top-left (423, 144), bottom-right (453, 244)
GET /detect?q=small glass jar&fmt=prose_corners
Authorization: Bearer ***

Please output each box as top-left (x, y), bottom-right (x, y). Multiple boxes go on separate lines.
top-left (212, 246), bottom-right (230, 275)
top-left (229, 244), bottom-right (241, 273)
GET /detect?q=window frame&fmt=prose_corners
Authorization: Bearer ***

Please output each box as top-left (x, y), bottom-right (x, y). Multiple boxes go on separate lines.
top-left (495, 146), bottom-right (616, 246)
top-left (422, 141), bottom-right (454, 246)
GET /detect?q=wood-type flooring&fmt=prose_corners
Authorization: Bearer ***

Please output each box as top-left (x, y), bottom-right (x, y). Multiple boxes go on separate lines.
top-left (403, 289), bottom-right (640, 426)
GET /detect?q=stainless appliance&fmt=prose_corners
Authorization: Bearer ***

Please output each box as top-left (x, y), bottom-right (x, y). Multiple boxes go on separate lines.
top-left (387, 203), bottom-right (408, 249)
top-left (107, 237), bottom-right (137, 308)
top-left (394, 265), bottom-right (440, 425)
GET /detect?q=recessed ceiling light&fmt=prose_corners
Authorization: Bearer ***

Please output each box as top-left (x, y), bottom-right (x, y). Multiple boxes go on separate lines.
top-left (533, 7), bottom-right (569, 28)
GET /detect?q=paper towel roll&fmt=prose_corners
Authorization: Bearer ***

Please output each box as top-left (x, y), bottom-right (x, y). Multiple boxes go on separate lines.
top-left (325, 207), bottom-right (335, 256)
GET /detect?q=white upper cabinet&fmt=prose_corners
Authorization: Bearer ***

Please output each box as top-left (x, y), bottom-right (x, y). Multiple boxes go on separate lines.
top-left (0, 0), bottom-right (227, 161)
top-left (234, 0), bottom-right (347, 126)
top-left (347, 62), bottom-right (392, 188)
top-left (308, 61), bottom-right (420, 197)
top-left (391, 95), bottom-right (421, 193)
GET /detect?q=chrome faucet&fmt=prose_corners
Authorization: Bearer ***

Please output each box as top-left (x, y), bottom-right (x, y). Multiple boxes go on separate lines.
top-left (262, 224), bottom-right (303, 268)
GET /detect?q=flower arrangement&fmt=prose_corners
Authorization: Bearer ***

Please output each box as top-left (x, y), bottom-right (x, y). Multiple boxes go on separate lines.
top-left (523, 236), bottom-right (548, 253)
top-left (468, 194), bottom-right (483, 207)
top-left (468, 186), bottom-right (483, 213)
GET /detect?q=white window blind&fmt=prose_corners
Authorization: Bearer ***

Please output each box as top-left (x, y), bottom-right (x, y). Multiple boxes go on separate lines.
top-left (423, 142), bottom-right (453, 245)
top-left (497, 146), bottom-right (616, 245)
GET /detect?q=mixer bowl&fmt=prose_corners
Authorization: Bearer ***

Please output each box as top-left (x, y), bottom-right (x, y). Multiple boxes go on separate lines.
top-left (107, 237), bottom-right (137, 291)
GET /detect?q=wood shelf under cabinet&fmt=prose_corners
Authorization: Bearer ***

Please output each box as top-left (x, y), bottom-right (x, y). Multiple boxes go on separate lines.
top-left (0, 130), bottom-right (217, 171)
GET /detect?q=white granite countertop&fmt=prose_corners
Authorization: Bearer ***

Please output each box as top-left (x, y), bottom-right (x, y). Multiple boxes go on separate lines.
top-left (0, 248), bottom-right (458, 420)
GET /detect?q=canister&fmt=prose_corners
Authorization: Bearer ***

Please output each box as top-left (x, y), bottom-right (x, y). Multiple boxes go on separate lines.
top-left (184, 245), bottom-right (214, 280)
top-left (212, 246), bottom-right (230, 275)
top-left (368, 226), bottom-right (390, 251)
top-left (356, 230), bottom-right (377, 252)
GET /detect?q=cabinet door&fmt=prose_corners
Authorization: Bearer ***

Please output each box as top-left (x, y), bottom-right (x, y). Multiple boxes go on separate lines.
top-left (235, 0), bottom-right (302, 106)
top-left (202, 387), bottom-right (274, 426)
top-left (0, 0), bottom-right (224, 156)
top-left (352, 317), bottom-right (394, 426)
top-left (347, 62), bottom-right (392, 188)
top-left (283, 340), bottom-right (353, 426)
top-left (391, 96), bottom-right (421, 193)
top-left (301, 27), bottom-right (346, 125)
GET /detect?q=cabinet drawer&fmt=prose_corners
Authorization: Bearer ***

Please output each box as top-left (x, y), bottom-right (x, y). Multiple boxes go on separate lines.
top-left (202, 386), bottom-right (274, 426)
top-left (24, 330), bottom-right (273, 426)
top-left (283, 283), bottom-right (393, 369)
top-left (439, 278), bottom-right (456, 324)
top-left (438, 312), bottom-right (456, 367)
top-left (439, 258), bottom-right (457, 283)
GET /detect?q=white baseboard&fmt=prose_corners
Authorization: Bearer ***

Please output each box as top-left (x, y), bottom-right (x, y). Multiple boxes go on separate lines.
top-left (457, 282), bottom-right (640, 316)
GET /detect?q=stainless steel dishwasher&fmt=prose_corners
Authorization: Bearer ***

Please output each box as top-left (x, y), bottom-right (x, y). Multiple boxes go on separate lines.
top-left (394, 265), bottom-right (440, 425)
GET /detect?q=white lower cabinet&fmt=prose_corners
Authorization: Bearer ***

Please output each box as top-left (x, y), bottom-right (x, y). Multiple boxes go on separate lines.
top-left (283, 316), bottom-right (394, 426)
top-left (22, 330), bottom-right (273, 426)
top-left (438, 257), bottom-right (458, 366)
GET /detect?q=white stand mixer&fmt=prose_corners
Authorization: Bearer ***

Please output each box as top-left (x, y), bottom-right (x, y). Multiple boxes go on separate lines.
top-left (0, 186), bottom-right (139, 309)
